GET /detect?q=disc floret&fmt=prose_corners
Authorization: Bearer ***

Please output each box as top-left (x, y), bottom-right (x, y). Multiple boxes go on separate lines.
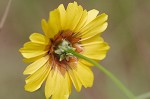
top-left (54, 40), bottom-right (76, 61)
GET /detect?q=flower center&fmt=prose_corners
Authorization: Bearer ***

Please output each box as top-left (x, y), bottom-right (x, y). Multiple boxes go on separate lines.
top-left (49, 30), bottom-right (83, 74)
top-left (54, 40), bottom-right (76, 61)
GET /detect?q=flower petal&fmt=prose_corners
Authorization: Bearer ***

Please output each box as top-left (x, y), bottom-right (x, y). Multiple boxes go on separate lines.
top-left (41, 19), bottom-right (49, 37)
top-left (74, 9), bottom-right (99, 34)
top-left (29, 33), bottom-right (49, 45)
top-left (57, 4), bottom-right (66, 29)
top-left (25, 62), bottom-right (50, 92)
top-left (62, 2), bottom-right (83, 31)
top-left (68, 67), bottom-right (82, 92)
top-left (23, 55), bottom-right (49, 75)
top-left (81, 34), bottom-right (104, 46)
top-left (74, 10), bottom-right (88, 33)
top-left (45, 69), bottom-right (71, 99)
top-left (81, 35), bottom-right (110, 60)
top-left (78, 13), bottom-right (108, 40)
top-left (76, 62), bottom-right (94, 88)
top-left (85, 9), bottom-right (99, 25)
top-left (19, 42), bottom-right (49, 58)
top-left (51, 73), bottom-right (71, 99)
top-left (22, 55), bottom-right (44, 63)
top-left (78, 59), bottom-right (94, 67)
top-left (69, 61), bottom-right (94, 90)
top-left (48, 9), bottom-right (61, 38)
top-left (21, 51), bottom-right (47, 59)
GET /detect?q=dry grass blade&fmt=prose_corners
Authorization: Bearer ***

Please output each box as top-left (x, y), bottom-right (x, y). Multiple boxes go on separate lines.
top-left (0, 0), bottom-right (12, 32)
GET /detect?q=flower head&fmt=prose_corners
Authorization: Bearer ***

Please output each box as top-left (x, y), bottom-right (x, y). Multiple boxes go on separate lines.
top-left (19, 2), bottom-right (109, 99)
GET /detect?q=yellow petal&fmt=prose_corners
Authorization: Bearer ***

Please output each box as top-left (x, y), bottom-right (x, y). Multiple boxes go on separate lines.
top-left (74, 9), bottom-right (99, 34)
top-left (74, 10), bottom-right (88, 33)
top-left (46, 4), bottom-right (66, 39)
top-left (19, 42), bottom-right (49, 58)
top-left (78, 59), bottom-right (94, 66)
top-left (85, 9), bottom-right (99, 25)
top-left (80, 35), bottom-right (110, 60)
top-left (41, 19), bottom-right (49, 37)
top-left (48, 9), bottom-right (61, 38)
top-left (29, 33), bottom-right (49, 45)
top-left (80, 13), bottom-right (108, 33)
top-left (81, 35), bottom-right (110, 60)
top-left (45, 70), bottom-right (57, 98)
top-left (21, 51), bottom-right (47, 59)
top-left (83, 43), bottom-right (110, 60)
top-left (75, 62), bottom-right (94, 88)
top-left (45, 69), bottom-right (71, 99)
top-left (68, 61), bottom-right (94, 91)
top-left (20, 42), bottom-right (48, 52)
top-left (23, 55), bottom-right (49, 75)
top-left (51, 72), bottom-right (71, 99)
top-left (68, 68), bottom-right (82, 92)
top-left (78, 13), bottom-right (108, 40)
top-left (82, 22), bottom-right (108, 41)
top-left (25, 62), bottom-right (50, 92)
top-left (57, 4), bottom-right (66, 29)
top-left (22, 54), bottom-right (44, 63)
top-left (63, 2), bottom-right (83, 31)
top-left (81, 34), bottom-right (104, 46)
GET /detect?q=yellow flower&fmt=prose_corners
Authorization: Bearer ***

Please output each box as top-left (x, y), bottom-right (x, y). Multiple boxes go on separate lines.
top-left (19, 2), bottom-right (109, 99)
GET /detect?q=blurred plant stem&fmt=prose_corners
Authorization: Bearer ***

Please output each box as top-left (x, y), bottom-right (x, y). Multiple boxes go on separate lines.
top-left (0, 0), bottom-right (12, 32)
top-left (137, 92), bottom-right (150, 99)
top-left (66, 49), bottom-right (136, 99)
top-left (68, 49), bottom-right (150, 99)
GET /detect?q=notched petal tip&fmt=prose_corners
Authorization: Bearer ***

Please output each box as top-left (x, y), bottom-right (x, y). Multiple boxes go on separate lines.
top-left (101, 22), bottom-right (108, 32)
top-left (101, 13), bottom-right (108, 21)
top-left (24, 83), bottom-right (35, 92)
top-left (92, 9), bottom-right (99, 12)
top-left (29, 33), bottom-right (41, 40)
top-left (41, 19), bottom-right (47, 28)
top-left (58, 4), bottom-right (65, 9)
top-left (24, 84), bottom-right (38, 92)
top-left (73, 1), bottom-right (78, 5)
top-left (41, 18), bottom-right (47, 24)
top-left (41, 19), bottom-right (48, 35)
top-left (19, 48), bottom-right (23, 52)
top-left (23, 70), bottom-right (28, 75)
top-left (88, 9), bottom-right (99, 16)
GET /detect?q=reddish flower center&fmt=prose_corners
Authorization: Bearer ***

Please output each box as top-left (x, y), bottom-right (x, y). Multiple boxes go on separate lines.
top-left (49, 30), bottom-right (83, 74)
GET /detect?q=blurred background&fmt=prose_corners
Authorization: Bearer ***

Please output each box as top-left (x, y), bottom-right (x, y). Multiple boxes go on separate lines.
top-left (0, 0), bottom-right (150, 99)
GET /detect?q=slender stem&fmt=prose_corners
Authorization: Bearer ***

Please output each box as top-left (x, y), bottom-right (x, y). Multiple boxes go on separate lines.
top-left (0, 0), bottom-right (12, 32)
top-left (137, 92), bottom-right (150, 99)
top-left (66, 49), bottom-right (136, 99)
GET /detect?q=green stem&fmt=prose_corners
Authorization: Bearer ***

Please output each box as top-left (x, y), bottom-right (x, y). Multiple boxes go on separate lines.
top-left (137, 92), bottom-right (150, 99)
top-left (66, 49), bottom-right (136, 99)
